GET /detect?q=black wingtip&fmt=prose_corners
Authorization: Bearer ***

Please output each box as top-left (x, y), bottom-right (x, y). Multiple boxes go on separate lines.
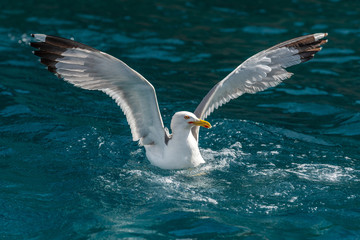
top-left (40, 58), bottom-right (57, 67)
top-left (48, 66), bottom-right (57, 74)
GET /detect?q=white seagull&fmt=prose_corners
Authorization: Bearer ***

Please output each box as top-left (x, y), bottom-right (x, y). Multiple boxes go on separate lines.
top-left (31, 33), bottom-right (327, 169)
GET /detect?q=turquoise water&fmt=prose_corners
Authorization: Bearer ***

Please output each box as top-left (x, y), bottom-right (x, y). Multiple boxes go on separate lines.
top-left (1, 0), bottom-right (360, 239)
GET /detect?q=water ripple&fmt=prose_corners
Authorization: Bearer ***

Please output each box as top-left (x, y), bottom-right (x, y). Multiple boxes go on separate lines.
top-left (286, 164), bottom-right (358, 183)
top-left (258, 102), bottom-right (342, 116)
top-left (242, 26), bottom-right (288, 35)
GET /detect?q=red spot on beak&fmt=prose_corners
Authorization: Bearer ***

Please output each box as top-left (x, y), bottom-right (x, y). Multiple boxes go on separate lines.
top-left (188, 120), bottom-right (212, 129)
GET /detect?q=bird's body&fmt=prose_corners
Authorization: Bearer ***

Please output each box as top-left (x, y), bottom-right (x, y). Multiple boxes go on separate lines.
top-left (31, 33), bottom-right (327, 169)
top-left (147, 112), bottom-right (207, 169)
top-left (147, 125), bottom-right (204, 169)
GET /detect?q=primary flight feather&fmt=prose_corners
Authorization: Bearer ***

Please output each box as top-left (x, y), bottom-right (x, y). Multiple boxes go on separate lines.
top-left (31, 33), bottom-right (327, 169)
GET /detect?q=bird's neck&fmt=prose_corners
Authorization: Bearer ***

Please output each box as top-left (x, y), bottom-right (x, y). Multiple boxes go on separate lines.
top-left (171, 127), bottom-right (194, 142)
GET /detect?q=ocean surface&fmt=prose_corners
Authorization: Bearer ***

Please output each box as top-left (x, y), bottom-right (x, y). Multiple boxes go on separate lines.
top-left (1, 0), bottom-right (360, 239)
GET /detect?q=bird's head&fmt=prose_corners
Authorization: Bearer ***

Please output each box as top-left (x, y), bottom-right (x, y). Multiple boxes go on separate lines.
top-left (171, 111), bottom-right (212, 132)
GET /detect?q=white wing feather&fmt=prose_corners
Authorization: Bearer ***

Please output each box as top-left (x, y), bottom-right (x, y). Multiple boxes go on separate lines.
top-left (31, 34), bottom-right (167, 146)
top-left (193, 33), bottom-right (328, 140)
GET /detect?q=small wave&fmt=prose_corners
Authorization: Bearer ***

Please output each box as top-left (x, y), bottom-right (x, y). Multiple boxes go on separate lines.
top-left (143, 38), bottom-right (184, 45)
top-left (0, 60), bottom-right (37, 67)
top-left (219, 28), bottom-right (238, 33)
top-left (310, 69), bottom-right (340, 76)
top-left (311, 24), bottom-right (329, 30)
top-left (312, 56), bottom-right (360, 64)
top-left (212, 7), bottom-right (247, 16)
top-left (188, 53), bottom-right (211, 63)
top-left (1, 9), bottom-right (24, 15)
top-left (334, 28), bottom-right (360, 35)
top-left (275, 87), bottom-right (329, 95)
top-left (26, 17), bottom-right (74, 25)
top-left (0, 122), bottom-right (56, 134)
top-left (258, 102), bottom-right (342, 116)
top-left (0, 146), bottom-right (14, 157)
top-left (320, 48), bottom-right (355, 55)
top-left (242, 26), bottom-right (287, 35)
top-left (124, 46), bottom-right (183, 62)
top-left (168, 217), bottom-right (243, 237)
top-left (0, 105), bottom-right (32, 117)
top-left (325, 113), bottom-right (360, 136)
top-left (76, 13), bottom-right (114, 23)
top-left (265, 125), bottom-right (334, 146)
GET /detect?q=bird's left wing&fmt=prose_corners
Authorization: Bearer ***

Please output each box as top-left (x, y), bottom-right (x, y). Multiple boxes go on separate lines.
top-left (31, 34), bottom-right (167, 146)
top-left (192, 33), bottom-right (328, 141)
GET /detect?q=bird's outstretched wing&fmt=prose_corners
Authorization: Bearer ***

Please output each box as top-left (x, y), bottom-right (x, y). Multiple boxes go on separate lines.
top-left (31, 34), bottom-right (168, 146)
top-left (192, 33), bottom-right (328, 141)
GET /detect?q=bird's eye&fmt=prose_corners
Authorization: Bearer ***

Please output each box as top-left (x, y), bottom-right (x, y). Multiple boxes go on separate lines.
top-left (184, 116), bottom-right (190, 119)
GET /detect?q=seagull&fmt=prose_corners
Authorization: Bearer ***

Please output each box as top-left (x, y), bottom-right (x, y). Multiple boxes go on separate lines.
top-left (31, 33), bottom-right (327, 169)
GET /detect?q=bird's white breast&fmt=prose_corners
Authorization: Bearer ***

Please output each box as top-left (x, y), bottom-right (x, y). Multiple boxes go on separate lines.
top-left (145, 131), bottom-right (205, 169)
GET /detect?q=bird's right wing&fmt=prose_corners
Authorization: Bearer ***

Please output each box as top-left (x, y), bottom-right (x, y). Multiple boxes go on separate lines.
top-left (192, 33), bottom-right (328, 141)
top-left (31, 34), bottom-right (168, 146)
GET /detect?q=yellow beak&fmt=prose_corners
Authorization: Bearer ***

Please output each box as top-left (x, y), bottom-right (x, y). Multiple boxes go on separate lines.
top-left (190, 119), bottom-right (212, 129)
